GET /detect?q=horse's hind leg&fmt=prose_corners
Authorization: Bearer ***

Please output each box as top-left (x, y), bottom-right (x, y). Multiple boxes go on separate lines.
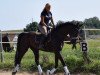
top-left (31, 48), bottom-right (43, 75)
top-left (12, 45), bottom-right (29, 74)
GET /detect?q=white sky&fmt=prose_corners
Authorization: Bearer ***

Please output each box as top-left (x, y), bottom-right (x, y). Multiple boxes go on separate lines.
top-left (0, 0), bottom-right (100, 31)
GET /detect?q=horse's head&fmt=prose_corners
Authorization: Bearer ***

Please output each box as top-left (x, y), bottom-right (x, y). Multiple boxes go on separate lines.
top-left (68, 21), bottom-right (83, 38)
top-left (50, 21), bottom-right (83, 41)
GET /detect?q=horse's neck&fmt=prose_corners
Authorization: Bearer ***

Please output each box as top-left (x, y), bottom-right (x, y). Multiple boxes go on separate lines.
top-left (57, 28), bottom-right (69, 40)
top-left (48, 27), bottom-right (69, 42)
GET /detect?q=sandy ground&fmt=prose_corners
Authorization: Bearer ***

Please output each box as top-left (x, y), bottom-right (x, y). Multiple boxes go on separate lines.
top-left (0, 71), bottom-right (96, 75)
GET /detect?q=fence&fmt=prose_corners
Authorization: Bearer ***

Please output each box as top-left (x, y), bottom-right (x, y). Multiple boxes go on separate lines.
top-left (0, 29), bottom-right (100, 62)
top-left (0, 30), bottom-right (4, 62)
top-left (0, 31), bottom-right (21, 62)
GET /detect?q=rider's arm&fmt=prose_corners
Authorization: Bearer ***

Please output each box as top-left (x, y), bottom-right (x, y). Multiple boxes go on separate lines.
top-left (41, 16), bottom-right (47, 26)
top-left (51, 17), bottom-right (55, 28)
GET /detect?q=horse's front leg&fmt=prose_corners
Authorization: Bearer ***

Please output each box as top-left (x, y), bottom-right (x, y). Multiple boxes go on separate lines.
top-left (33, 50), bottom-right (43, 75)
top-left (47, 52), bottom-right (58, 75)
top-left (58, 51), bottom-right (70, 75)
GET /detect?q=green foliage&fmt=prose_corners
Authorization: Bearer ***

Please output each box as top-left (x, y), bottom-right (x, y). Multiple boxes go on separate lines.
top-left (84, 16), bottom-right (100, 35)
top-left (24, 22), bottom-right (38, 32)
top-left (84, 17), bottom-right (100, 28)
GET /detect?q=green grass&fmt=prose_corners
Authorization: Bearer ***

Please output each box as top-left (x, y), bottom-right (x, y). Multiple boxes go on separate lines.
top-left (0, 40), bottom-right (100, 74)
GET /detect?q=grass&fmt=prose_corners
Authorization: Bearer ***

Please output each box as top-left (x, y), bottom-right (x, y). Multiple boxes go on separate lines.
top-left (0, 40), bottom-right (100, 74)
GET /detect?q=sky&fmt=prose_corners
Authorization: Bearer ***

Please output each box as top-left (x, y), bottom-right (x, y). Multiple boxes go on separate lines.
top-left (0, 0), bottom-right (100, 31)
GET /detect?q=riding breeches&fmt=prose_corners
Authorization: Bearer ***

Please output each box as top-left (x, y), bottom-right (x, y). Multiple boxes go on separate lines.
top-left (39, 25), bottom-right (47, 35)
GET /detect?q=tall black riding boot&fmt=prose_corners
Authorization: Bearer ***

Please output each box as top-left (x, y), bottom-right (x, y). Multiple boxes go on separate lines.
top-left (39, 35), bottom-right (47, 49)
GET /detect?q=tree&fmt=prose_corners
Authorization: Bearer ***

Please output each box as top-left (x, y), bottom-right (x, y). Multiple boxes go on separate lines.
top-left (84, 16), bottom-right (100, 28)
top-left (84, 16), bottom-right (100, 35)
top-left (24, 22), bottom-right (38, 32)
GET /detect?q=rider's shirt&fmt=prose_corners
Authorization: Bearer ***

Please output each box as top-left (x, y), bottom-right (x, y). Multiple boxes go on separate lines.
top-left (39, 11), bottom-right (52, 26)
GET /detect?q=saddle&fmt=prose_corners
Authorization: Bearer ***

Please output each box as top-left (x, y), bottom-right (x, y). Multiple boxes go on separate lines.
top-left (35, 32), bottom-right (47, 44)
top-left (35, 25), bottom-right (53, 49)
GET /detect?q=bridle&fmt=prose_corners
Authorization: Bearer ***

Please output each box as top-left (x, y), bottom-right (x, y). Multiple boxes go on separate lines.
top-left (70, 28), bottom-right (80, 40)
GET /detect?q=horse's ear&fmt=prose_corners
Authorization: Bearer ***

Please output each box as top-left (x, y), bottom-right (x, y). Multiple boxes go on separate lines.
top-left (77, 22), bottom-right (83, 28)
top-left (71, 20), bottom-right (83, 28)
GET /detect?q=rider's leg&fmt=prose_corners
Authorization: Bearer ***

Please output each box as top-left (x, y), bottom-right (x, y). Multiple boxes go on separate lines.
top-left (38, 25), bottom-right (47, 48)
top-left (39, 25), bottom-right (47, 35)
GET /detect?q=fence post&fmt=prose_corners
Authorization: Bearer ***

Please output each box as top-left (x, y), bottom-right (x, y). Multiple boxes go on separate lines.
top-left (84, 26), bottom-right (87, 40)
top-left (81, 26), bottom-right (90, 64)
top-left (0, 30), bottom-right (4, 62)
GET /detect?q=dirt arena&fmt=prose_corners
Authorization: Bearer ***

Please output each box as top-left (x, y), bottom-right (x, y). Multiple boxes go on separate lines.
top-left (0, 71), bottom-right (96, 75)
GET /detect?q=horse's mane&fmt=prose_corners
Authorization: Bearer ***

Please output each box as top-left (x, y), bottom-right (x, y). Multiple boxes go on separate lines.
top-left (47, 21), bottom-right (82, 37)
top-left (50, 21), bottom-right (75, 33)
top-left (52, 21), bottom-right (82, 32)
top-left (56, 22), bottom-right (72, 29)
top-left (55, 21), bottom-right (82, 29)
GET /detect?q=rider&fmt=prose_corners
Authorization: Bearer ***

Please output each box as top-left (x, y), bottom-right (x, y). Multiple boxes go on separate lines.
top-left (39, 3), bottom-right (55, 48)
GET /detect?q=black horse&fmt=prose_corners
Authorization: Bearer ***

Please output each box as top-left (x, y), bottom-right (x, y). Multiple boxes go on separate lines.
top-left (2, 34), bottom-right (12, 52)
top-left (12, 22), bottom-right (82, 75)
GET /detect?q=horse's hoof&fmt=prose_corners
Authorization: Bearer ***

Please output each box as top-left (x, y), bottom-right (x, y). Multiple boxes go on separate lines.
top-left (64, 73), bottom-right (70, 75)
top-left (38, 72), bottom-right (43, 75)
top-left (12, 72), bottom-right (16, 75)
top-left (68, 73), bottom-right (70, 75)
top-left (47, 70), bottom-right (51, 75)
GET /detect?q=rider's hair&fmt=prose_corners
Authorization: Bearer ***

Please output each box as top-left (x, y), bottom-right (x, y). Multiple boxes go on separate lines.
top-left (42, 3), bottom-right (51, 13)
